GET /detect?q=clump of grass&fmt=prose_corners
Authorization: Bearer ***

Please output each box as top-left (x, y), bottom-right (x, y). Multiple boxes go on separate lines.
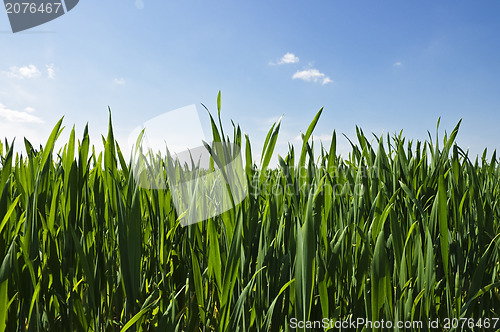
top-left (0, 93), bottom-right (499, 331)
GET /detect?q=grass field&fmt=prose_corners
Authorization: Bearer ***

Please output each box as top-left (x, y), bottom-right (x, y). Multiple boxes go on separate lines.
top-left (1, 95), bottom-right (499, 331)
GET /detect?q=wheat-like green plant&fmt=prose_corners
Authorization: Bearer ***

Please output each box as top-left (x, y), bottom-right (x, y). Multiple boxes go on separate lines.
top-left (0, 93), bottom-right (499, 331)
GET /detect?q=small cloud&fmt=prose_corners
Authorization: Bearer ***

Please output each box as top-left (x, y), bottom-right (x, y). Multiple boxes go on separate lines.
top-left (46, 64), bottom-right (55, 79)
top-left (114, 78), bottom-right (126, 85)
top-left (24, 107), bottom-right (36, 113)
top-left (270, 52), bottom-right (300, 65)
top-left (292, 69), bottom-right (332, 85)
top-left (7, 64), bottom-right (41, 79)
top-left (0, 103), bottom-right (43, 123)
top-left (279, 53), bottom-right (299, 64)
top-left (393, 62), bottom-right (403, 67)
top-left (322, 77), bottom-right (333, 85)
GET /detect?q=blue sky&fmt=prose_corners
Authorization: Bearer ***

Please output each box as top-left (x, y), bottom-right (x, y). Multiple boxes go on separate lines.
top-left (1, 0), bottom-right (500, 162)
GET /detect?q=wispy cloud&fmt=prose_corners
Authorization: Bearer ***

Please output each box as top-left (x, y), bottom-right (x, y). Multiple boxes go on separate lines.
top-left (393, 61), bottom-right (403, 67)
top-left (114, 78), bottom-right (126, 85)
top-left (46, 64), bottom-right (55, 79)
top-left (270, 52), bottom-right (300, 65)
top-left (292, 69), bottom-right (332, 85)
top-left (0, 103), bottom-right (43, 123)
top-left (322, 77), bottom-right (333, 85)
top-left (7, 65), bottom-right (41, 79)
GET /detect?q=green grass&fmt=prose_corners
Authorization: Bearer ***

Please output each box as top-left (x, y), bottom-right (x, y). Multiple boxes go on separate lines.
top-left (1, 94), bottom-right (499, 331)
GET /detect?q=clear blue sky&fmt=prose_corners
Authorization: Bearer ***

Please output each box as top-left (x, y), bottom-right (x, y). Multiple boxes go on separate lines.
top-left (1, 0), bottom-right (499, 161)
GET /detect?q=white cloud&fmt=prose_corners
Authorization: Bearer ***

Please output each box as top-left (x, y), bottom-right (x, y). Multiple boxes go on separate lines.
top-left (393, 62), bottom-right (403, 67)
top-left (269, 52), bottom-right (300, 65)
top-left (114, 78), bottom-right (126, 85)
top-left (0, 103), bottom-right (43, 123)
top-left (46, 64), bottom-right (55, 79)
top-left (24, 107), bottom-right (36, 113)
top-left (7, 65), bottom-right (41, 79)
top-left (279, 53), bottom-right (299, 64)
top-left (322, 77), bottom-right (333, 85)
top-left (292, 69), bottom-right (332, 85)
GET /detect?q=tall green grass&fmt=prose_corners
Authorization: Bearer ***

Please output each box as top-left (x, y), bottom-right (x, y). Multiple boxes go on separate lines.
top-left (1, 95), bottom-right (499, 331)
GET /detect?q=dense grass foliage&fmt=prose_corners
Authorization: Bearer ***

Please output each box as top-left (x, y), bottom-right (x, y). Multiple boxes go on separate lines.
top-left (1, 97), bottom-right (500, 331)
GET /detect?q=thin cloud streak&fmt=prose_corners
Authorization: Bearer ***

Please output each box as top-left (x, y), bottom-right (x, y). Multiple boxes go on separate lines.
top-left (0, 103), bottom-right (43, 123)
